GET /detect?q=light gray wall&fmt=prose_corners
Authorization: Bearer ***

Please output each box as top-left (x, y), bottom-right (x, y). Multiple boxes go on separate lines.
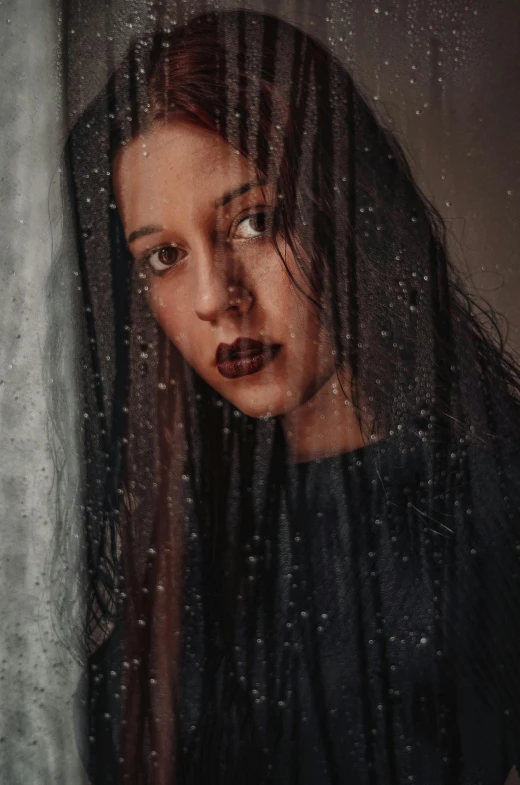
top-left (0, 0), bottom-right (85, 782)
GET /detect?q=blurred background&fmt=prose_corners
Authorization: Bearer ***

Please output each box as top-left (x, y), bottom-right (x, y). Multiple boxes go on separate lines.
top-left (1, 0), bottom-right (519, 781)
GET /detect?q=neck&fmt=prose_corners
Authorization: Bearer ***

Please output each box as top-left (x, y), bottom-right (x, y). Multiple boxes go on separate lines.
top-left (280, 369), bottom-right (373, 463)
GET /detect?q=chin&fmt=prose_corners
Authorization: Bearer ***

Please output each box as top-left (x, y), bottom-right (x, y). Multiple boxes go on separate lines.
top-left (229, 392), bottom-right (301, 420)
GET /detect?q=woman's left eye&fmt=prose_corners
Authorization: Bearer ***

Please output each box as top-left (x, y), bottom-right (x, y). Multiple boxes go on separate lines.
top-left (233, 211), bottom-right (269, 240)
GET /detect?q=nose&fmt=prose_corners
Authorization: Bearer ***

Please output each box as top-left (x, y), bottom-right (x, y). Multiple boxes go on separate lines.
top-left (193, 245), bottom-right (253, 323)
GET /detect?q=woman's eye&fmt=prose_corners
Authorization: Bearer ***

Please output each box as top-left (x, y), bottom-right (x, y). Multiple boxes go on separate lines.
top-left (233, 211), bottom-right (269, 240)
top-left (145, 245), bottom-right (185, 274)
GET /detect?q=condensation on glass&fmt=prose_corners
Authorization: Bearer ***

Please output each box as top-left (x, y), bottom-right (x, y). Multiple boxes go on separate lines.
top-left (2, 1), bottom-right (520, 784)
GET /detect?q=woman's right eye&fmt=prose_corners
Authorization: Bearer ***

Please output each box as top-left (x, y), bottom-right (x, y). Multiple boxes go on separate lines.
top-left (144, 245), bottom-right (186, 275)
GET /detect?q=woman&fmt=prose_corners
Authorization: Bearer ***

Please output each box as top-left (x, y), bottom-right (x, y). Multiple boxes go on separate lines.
top-left (59, 8), bottom-right (520, 785)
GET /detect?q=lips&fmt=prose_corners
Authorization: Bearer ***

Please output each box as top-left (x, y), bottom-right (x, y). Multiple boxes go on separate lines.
top-left (216, 338), bottom-right (281, 379)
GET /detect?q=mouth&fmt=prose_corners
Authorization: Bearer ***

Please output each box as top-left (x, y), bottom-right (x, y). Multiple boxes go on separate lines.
top-left (216, 337), bottom-right (281, 380)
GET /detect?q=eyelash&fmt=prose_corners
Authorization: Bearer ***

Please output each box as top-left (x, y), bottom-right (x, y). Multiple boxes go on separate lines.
top-left (140, 245), bottom-right (186, 276)
top-left (232, 208), bottom-right (271, 240)
top-left (138, 207), bottom-right (271, 277)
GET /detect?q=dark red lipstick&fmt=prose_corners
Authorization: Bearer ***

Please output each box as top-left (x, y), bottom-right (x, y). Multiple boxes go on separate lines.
top-left (216, 338), bottom-right (281, 379)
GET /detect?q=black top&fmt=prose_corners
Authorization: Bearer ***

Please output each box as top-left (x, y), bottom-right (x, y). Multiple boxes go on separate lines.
top-left (81, 431), bottom-right (520, 784)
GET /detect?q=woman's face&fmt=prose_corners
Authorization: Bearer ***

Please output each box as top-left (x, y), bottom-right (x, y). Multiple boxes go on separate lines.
top-left (113, 120), bottom-right (336, 419)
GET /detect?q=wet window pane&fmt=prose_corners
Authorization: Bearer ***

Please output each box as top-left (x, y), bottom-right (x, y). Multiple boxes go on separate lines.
top-left (3, 1), bottom-right (520, 783)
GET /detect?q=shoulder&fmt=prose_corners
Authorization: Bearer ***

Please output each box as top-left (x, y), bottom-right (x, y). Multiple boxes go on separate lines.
top-left (466, 437), bottom-right (520, 512)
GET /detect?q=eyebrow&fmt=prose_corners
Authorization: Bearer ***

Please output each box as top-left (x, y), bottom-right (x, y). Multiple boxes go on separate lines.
top-left (214, 178), bottom-right (268, 208)
top-left (127, 224), bottom-right (164, 245)
top-left (126, 179), bottom-right (268, 244)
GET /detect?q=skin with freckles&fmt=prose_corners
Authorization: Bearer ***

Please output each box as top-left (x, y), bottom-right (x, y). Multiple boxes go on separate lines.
top-left (113, 120), bottom-right (367, 461)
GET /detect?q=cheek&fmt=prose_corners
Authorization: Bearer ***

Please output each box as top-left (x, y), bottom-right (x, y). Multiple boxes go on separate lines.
top-left (270, 273), bottom-right (321, 344)
top-left (269, 269), bottom-right (333, 374)
top-left (254, 249), bottom-right (312, 324)
top-left (145, 282), bottom-right (198, 358)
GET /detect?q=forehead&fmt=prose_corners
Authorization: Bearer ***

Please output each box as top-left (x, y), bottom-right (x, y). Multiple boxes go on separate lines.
top-left (113, 120), bottom-right (257, 209)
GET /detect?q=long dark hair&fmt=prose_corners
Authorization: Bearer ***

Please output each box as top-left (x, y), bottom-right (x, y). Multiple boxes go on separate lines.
top-left (55, 8), bottom-right (520, 784)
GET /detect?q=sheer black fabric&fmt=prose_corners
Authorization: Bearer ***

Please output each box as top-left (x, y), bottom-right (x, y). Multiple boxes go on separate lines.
top-left (85, 429), bottom-right (520, 784)
top-left (58, 9), bottom-right (520, 784)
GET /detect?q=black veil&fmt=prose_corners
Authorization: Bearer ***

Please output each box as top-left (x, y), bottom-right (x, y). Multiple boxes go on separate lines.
top-left (55, 8), bottom-right (520, 784)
